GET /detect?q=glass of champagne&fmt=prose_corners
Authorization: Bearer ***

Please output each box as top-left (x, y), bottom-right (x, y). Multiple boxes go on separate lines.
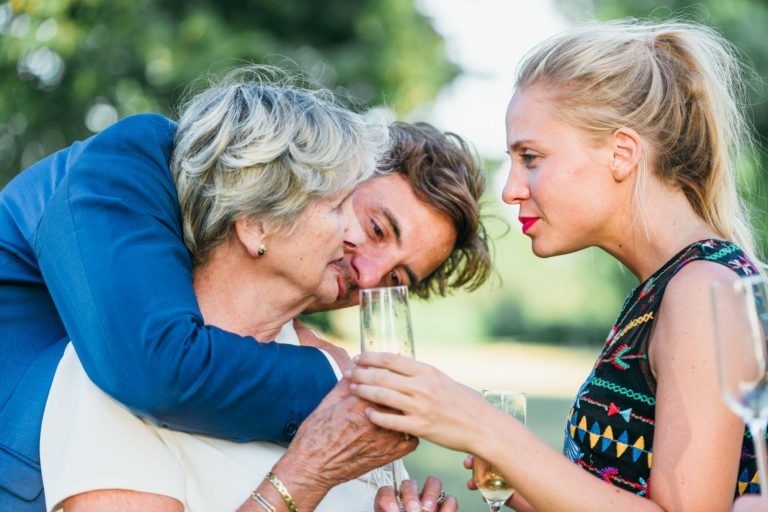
top-left (360, 285), bottom-right (414, 357)
top-left (359, 285), bottom-right (415, 501)
top-left (711, 275), bottom-right (768, 496)
top-left (473, 389), bottom-right (526, 511)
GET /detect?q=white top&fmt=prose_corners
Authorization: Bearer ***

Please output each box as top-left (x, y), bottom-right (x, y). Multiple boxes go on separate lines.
top-left (41, 324), bottom-right (403, 512)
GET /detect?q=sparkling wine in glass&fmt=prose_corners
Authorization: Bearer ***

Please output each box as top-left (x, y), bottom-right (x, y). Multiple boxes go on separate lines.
top-left (360, 285), bottom-right (414, 358)
top-left (359, 285), bottom-right (415, 501)
top-left (473, 389), bottom-right (526, 511)
top-left (711, 275), bottom-right (768, 496)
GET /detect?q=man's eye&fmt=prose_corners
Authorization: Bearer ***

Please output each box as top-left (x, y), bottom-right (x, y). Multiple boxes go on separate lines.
top-left (390, 272), bottom-right (400, 285)
top-left (371, 220), bottom-right (383, 238)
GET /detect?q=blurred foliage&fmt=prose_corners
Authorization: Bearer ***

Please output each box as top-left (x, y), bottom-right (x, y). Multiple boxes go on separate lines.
top-left (555, 0), bottom-right (768, 254)
top-left (0, 0), bottom-right (455, 186)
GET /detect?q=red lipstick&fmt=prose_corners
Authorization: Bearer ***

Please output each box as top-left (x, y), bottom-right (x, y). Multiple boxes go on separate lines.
top-left (519, 217), bottom-right (539, 234)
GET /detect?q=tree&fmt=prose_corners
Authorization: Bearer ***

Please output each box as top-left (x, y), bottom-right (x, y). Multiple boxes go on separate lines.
top-left (0, 0), bottom-right (455, 185)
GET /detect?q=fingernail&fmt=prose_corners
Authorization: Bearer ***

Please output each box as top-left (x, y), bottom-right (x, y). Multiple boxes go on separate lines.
top-left (343, 369), bottom-right (351, 378)
top-left (387, 503), bottom-right (399, 512)
top-left (349, 383), bottom-right (358, 391)
top-left (353, 354), bottom-right (360, 362)
top-left (408, 502), bottom-right (421, 512)
top-left (421, 499), bottom-right (435, 511)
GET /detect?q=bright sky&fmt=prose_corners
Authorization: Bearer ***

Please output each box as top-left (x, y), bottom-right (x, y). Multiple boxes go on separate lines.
top-left (414, 0), bottom-right (569, 159)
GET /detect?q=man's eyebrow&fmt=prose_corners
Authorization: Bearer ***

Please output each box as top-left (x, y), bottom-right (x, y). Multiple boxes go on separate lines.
top-left (382, 207), bottom-right (402, 245)
top-left (381, 207), bottom-right (420, 285)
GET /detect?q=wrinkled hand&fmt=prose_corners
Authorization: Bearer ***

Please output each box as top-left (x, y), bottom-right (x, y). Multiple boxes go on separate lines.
top-left (348, 352), bottom-right (491, 453)
top-left (733, 495), bottom-right (768, 512)
top-left (237, 380), bottom-right (417, 512)
top-left (280, 378), bottom-right (418, 492)
top-left (294, 319), bottom-right (353, 373)
top-left (374, 477), bottom-right (458, 512)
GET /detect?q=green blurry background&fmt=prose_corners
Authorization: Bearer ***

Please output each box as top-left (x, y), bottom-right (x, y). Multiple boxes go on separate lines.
top-left (2, 0), bottom-right (766, 510)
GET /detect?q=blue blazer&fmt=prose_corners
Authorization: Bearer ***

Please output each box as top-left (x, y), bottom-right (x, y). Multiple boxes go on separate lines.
top-left (0, 114), bottom-right (337, 511)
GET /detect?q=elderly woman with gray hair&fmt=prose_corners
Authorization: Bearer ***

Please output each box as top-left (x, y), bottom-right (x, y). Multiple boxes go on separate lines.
top-left (39, 68), bottom-right (414, 512)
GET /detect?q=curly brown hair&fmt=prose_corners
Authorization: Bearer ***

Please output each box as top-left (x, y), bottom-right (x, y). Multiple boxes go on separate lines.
top-left (379, 122), bottom-right (492, 299)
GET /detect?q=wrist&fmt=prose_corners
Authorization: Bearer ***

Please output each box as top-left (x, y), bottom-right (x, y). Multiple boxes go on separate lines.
top-left (267, 458), bottom-right (332, 510)
top-left (468, 405), bottom-right (510, 460)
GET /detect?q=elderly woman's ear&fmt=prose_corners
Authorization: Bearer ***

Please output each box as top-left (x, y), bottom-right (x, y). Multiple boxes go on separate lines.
top-left (234, 218), bottom-right (269, 258)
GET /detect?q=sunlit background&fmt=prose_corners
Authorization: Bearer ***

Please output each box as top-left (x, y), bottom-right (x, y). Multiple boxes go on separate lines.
top-left (2, 0), bottom-right (767, 509)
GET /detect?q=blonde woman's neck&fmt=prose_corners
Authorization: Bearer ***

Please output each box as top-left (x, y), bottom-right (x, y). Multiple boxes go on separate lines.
top-left (603, 178), bottom-right (719, 282)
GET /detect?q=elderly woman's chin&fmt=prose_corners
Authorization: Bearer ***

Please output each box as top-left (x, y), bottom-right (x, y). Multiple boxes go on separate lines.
top-left (311, 267), bottom-right (343, 306)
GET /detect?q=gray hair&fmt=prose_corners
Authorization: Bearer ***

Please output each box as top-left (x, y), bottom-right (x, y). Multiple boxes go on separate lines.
top-left (171, 66), bottom-right (390, 263)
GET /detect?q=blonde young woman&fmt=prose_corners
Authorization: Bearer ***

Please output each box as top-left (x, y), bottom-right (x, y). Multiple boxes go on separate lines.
top-left (350, 19), bottom-right (763, 511)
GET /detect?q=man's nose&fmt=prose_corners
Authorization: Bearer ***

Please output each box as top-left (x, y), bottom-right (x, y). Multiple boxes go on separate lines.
top-left (353, 256), bottom-right (393, 289)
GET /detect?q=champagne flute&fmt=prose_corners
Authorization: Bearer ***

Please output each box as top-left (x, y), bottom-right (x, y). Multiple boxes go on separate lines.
top-left (359, 285), bottom-right (414, 502)
top-left (473, 389), bottom-right (526, 511)
top-left (711, 275), bottom-right (768, 496)
top-left (360, 285), bottom-right (414, 357)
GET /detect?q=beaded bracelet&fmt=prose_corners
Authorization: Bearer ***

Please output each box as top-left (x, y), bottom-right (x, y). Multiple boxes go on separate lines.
top-left (265, 471), bottom-right (299, 512)
top-left (250, 491), bottom-right (276, 512)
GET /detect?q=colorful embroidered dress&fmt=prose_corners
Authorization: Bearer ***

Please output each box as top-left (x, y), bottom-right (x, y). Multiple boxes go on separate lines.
top-left (564, 239), bottom-right (761, 497)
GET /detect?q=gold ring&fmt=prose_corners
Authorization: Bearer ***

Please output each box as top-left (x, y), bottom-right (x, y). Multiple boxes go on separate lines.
top-left (436, 491), bottom-right (447, 505)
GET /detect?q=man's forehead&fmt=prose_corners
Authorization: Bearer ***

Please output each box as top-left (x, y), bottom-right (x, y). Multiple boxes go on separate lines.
top-left (355, 173), bottom-right (407, 197)
top-left (354, 173), bottom-right (457, 281)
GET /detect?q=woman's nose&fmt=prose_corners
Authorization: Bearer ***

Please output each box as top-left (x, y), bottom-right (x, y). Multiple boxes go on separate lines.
top-left (501, 164), bottom-right (530, 205)
top-left (341, 196), bottom-right (366, 247)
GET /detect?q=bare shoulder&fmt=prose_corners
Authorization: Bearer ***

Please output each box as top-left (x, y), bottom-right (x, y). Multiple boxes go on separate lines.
top-left (651, 260), bottom-right (738, 362)
top-left (661, 259), bottom-right (739, 310)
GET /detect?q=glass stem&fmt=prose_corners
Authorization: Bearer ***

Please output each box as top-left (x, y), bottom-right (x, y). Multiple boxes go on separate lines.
top-left (390, 461), bottom-right (401, 496)
top-left (748, 418), bottom-right (768, 497)
top-left (488, 503), bottom-right (503, 512)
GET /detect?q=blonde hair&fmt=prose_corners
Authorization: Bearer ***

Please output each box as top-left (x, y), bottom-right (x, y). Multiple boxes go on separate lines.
top-left (515, 19), bottom-right (760, 263)
top-left (171, 66), bottom-right (390, 263)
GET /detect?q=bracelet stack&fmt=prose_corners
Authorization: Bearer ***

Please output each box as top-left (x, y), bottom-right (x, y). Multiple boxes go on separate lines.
top-left (265, 471), bottom-right (299, 512)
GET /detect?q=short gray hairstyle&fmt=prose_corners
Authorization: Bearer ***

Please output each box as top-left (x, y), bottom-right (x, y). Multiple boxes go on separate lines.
top-left (171, 66), bottom-right (390, 263)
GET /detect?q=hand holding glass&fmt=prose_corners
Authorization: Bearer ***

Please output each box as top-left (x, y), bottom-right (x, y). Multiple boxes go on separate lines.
top-left (359, 285), bottom-right (414, 502)
top-left (473, 389), bottom-right (526, 511)
top-left (711, 275), bottom-right (768, 495)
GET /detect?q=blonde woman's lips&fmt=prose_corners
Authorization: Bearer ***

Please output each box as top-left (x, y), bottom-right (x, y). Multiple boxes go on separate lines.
top-left (519, 216), bottom-right (539, 234)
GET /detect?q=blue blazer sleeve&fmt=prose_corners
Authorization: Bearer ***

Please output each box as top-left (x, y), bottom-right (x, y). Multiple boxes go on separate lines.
top-left (34, 114), bottom-right (337, 442)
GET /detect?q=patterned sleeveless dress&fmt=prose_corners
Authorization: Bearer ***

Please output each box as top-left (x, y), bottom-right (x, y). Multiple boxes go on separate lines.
top-left (563, 239), bottom-right (762, 498)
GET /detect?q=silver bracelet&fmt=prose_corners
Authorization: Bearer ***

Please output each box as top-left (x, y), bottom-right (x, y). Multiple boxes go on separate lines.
top-left (250, 491), bottom-right (277, 512)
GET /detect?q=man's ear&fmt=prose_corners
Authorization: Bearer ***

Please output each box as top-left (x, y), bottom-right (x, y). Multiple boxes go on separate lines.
top-left (234, 218), bottom-right (267, 258)
top-left (610, 127), bottom-right (642, 182)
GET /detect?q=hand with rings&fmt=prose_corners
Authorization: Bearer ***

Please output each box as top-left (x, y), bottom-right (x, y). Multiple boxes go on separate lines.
top-left (374, 476), bottom-right (457, 512)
